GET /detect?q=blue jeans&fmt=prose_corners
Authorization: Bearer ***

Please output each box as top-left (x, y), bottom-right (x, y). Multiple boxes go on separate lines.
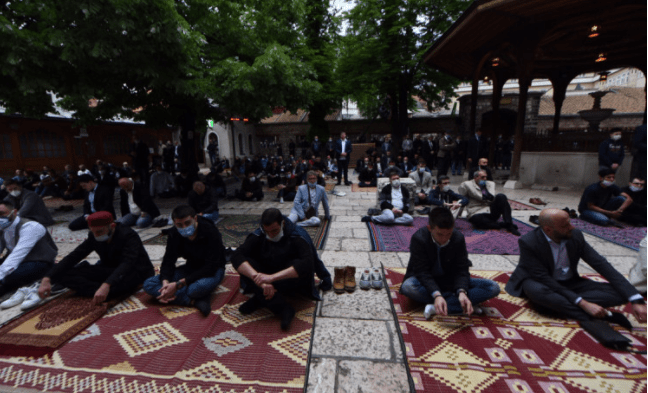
top-left (118, 213), bottom-right (154, 228)
top-left (201, 211), bottom-right (219, 223)
top-left (580, 196), bottom-right (626, 226)
top-left (451, 160), bottom-right (463, 175)
top-left (400, 276), bottom-right (500, 314)
top-left (143, 266), bottom-right (225, 306)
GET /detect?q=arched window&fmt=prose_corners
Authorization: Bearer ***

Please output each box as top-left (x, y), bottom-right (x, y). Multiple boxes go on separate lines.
top-left (19, 129), bottom-right (66, 158)
top-left (248, 135), bottom-right (253, 155)
top-left (238, 134), bottom-right (244, 155)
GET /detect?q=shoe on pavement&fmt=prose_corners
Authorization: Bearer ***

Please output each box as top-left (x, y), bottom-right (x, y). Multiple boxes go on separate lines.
top-left (424, 304), bottom-right (436, 320)
top-left (333, 267), bottom-right (346, 294)
top-left (359, 269), bottom-right (371, 290)
top-left (20, 288), bottom-right (44, 311)
top-left (0, 286), bottom-right (31, 309)
top-left (371, 268), bottom-right (384, 289)
top-left (417, 207), bottom-right (431, 215)
top-left (361, 216), bottom-right (372, 223)
top-left (344, 266), bottom-right (356, 293)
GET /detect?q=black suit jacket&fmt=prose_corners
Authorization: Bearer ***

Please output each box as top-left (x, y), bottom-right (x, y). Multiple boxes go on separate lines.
top-left (505, 227), bottom-right (640, 303)
top-left (119, 182), bottom-right (160, 218)
top-left (83, 184), bottom-right (116, 219)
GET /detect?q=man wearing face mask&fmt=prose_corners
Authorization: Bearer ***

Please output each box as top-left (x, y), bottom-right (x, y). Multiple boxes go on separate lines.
top-left (143, 205), bottom-right (226, 316)
top-left (0, 201), bottom-right (57, 305)
top-left (578, 168), bottom-right (632, 227)
top-left (400, 207), bottom-right (500, 318)
top-left (236, 170), bottom-right (264, 201)
top-left (436, 131), bottom-right (457, 178)
top-left (38, 211), bottom-right (154, 306)
top-left (149, 164), bottom-right (176, 198)
top-left (470, 157), bottom-right (493, 181)
top-left (358, 161), bottom-right (378, 188)
top-left (361, 170), bottom-right (414, 225)
top-left (3, 179), bottom-right (54, 227)
top-left (409, 159), bottom-right (435, 206)
top-left (598, 128), bottom-right (625, 172)
top-left (232, 208), bottom-right (319, 330)
top-left (288, 171), bottom-right (330, 227)
top-left (458, 170), bottom-right (520, 236)
top-left (427, 176), bottom-right (468, 218)
top-left (620, 178), bottom-right (646, 226)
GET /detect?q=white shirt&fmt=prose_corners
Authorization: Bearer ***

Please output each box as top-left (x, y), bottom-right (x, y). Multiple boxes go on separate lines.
top-left (340, 139), bottom-right (346, 154)
top-left (127, 191), bottom-right (142, 215)
top-left (0, 216), bottom-right (46, 281)
top-left (391, 186), bottom-right (404, 210)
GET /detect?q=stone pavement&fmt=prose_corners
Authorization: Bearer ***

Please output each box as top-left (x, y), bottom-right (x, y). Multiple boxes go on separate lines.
top-left (0, 170), bottom-right (642, 393)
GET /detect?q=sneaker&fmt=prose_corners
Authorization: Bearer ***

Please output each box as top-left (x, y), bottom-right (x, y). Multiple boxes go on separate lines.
top-left (424, 304), bottom-right (436, 320)
top-left (370, 268), bottom-right (383, 290)
top-left (279, 197), bottom-right (284, 204)
top-left (20, 288), bottom-right (44, 311)
top-left (359, 269), bottom-right (372, 290)
top-left (0, 286), bottom-right (31, 309)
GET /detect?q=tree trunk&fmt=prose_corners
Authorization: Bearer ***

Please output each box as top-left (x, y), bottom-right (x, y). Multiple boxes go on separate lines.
top-left (179, 111), bottom-right (200, 176)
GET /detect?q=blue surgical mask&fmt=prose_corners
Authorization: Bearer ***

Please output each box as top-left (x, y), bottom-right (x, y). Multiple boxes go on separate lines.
top-left (0, 217), bottom-right (11, 229)
top-left (478, 180), bottom-right (487, 187)
top-left (178, 223), bottom-right (196, 238)
top-left (629, 185), bottom-right (643, 192)
top-left (308, 181), bottom-right (317, 188)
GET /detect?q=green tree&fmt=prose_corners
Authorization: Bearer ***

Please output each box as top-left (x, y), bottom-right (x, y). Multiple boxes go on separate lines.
top-left (0, 0), bottom-right (320, 172)
top-left (339, 0), bottom-right (470, 148)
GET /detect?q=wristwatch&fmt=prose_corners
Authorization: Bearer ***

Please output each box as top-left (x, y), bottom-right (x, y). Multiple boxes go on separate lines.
top-left (631, 299), bottom-right (646, 305)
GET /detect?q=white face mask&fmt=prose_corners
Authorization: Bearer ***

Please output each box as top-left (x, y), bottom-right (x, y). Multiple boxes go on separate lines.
top-left (629, 185), bottom-right (643, 192)
top-left (249, 176), bottom-right (256, 182)
top-left (418, 167), bottom-right (425, 173)
top-left (601, 180), bottom-right (614, 187)
top-left (266, 228), bottom-right (284, 242)
top-left (10, 190), bottom-right (21, 197)
top-left (391, 180), bottom-right (400, 188)
top-left (611, 134), bottom-right (622, 141)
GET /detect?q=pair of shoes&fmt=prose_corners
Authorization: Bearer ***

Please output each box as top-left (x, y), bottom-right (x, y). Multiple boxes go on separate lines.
top-left (333, 267), bottom-right (356, 293)
top-left (1, 285), bottom-right (44, 311)
top-left (562, 207), bottom-right (578, 219)
top-left (361, 216), bottom-right (372, 223)
top-left (359, 268), bottom-right (384, 290)
top-left (529, 197), bottom-right (547, 205)
top-left (319, 276), bottom-right (333, 292)
top-left (194, 296), bottom-right (212, 317)
top-left (417, 207), bottom-right (431, 215)
top-left (0, 286), bottom-right (32, 309)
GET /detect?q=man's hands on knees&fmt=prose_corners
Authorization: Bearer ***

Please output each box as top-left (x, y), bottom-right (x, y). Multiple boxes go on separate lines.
top-left (578, 299), bottom-right (608, 318)
top-left (458, 292), bottom-right (473, 315)
top-left (37, 277), bottom-right (52, 299)
top-left (92, 283), bottom-right (111, 306)
top-left (632, 303), bottom-right (647, 323)
top-left (157, 280), bottom-right (177, 303)
top-left (262, 283), bottom-right (276, 300)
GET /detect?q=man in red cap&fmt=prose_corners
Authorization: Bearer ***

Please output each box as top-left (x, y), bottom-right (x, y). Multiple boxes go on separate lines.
top-left (38, 211), bottom-right (154, 305)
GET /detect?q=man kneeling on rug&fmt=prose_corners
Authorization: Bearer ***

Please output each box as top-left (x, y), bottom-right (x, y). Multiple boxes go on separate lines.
top-left (143, 205), bottom-right (226, 316)
top-left (232, 208), bottom-right (320, 330)
top-left (505, 208), bottom-right (647, 323)
top-left (400, 207), bottom-right (500, 318)
top-left (38, 211), bottom-right (155, 305)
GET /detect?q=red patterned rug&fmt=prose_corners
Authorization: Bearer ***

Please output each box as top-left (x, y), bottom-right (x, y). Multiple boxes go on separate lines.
top-left (508, 200), bottom-right (539, 211)
top-left (385, 268), bottom-right (647, 393)
top-left (0, 270), bottom-right (315, 393)
top-left (367, 217), bottom-right (534, 254)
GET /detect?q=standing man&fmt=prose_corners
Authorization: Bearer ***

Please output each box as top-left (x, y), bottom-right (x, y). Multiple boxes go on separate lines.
top-left (436, 131), bottom-right (457, 178)
top-left (631, 124), bottom-right (646, 180)
top-left (506, 209), bottom-right (646, 323)
top-left (117, 177), bottom-right (160, 228)
top-left (131, 135), bottom-right (150, 186)
top-left (287, 171), bottom-right (330, 227)
top-left (68, 175), bottom-right (116, 231)
top-left (3, 179), bottom-right (54, 227)
top-left (311, 136), bottom-right (322, 158)
top-left (400, 207), bottom-right (500, 318)
top-left (467, 128), bottom-right (488, 169)
top-left (143, 205), bottom-right (226, 316)
top-left (335, 132), bottom-right (353, 186)
top-left (452, 135), bottom-right (466, 176)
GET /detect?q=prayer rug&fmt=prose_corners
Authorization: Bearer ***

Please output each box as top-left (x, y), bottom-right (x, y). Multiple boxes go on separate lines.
top-left (367, 217), bottom-right (533, 254)
top-left (508, 200), bottom-right (539, 211)
top-left (385, 268), bottom-right (647, 393)
top-left (0, 270), bottom-right (315, 393)
top-left (47, 223), bottom-right (89, 244)
top-left (351, 183), bottom-right (377, 193)
top-left (0, 293), bottom-right (123, 357)
top-left (144, 215), bottom-right (331, 249)
top-left (43, 197), bottom-right (84, 209)
top-left (571, 218), bottom-right (646, 251)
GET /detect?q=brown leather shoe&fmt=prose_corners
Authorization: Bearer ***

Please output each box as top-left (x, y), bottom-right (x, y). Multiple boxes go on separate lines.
top-left (344, 266), bottom-right (356, 292)
top-left (333, 267), bottom-right (346, 294)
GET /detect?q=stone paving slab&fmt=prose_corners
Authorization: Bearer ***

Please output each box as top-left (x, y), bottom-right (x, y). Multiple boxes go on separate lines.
top-left (320, 251), bottom-right (371, 268)
top-left (311, 318), bottom-right (398, 360)
top-left (369, 253), bottom-right (403, 268)
top-left (469, 255), bottom-right (517, 271)
top-left (335, 360), bottom-right (410, 393)
top-left (340, 238), bottom-right (372, 252)
top-left (319, 284), bottom-right (393, 320)
top-left (307, 358), bottom-right (337, 392)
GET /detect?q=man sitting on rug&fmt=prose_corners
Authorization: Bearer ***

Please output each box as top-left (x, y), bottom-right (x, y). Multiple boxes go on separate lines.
top-left (236, 170), bottom-right (264, 201)
top-left (458, 170), bottom-right (520, 236)
top-left (3, 179), bottom-right (54, 227)
top-left (409, 159), bottom-right (435, 206)
top-left (0, 201), bottom-right (57, 308)
top-left (400, 207), bottom-right (500, 318)
top-left (68, 175), bottom-right (116, 231)
top-left (577, 168), bottom-right (633, 227)
top-left (425, 176), bottom-right (468, 218)
top-left (117, 177), bottom-right (160, 229)
top-left (619, 177), bottom-right (646, 227)
top-left (143, 205), bottom-right (226, 316)
top-left (357, 160), bottom-right (378, 188)
top-left (188, 181), bottom-right (220, 224)
top-left (361, 170), bottom-right (414, 226)
top-left (232, 208), bottom-right (320, 330)
top-left (505, 208), bottom-right (647, 323)
top-left (38, 211), bottom-right (154, 305)
top-left (287, 171), bottom-right (330, 227)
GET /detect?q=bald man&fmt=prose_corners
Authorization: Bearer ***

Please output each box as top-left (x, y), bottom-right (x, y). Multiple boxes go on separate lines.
top-left (506, 209), bottom-right (646, 323)
top-left (117, 178), bottom-right (160, 228)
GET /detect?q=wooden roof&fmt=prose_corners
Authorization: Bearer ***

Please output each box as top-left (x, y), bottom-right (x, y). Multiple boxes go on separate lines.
top-left (424, 0), bottom-right (647, 80)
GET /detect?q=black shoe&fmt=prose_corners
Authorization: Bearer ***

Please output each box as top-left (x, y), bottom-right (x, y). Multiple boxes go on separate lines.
top-left (280, 305), bottom-right (296, 331)
top-left (361, 216), bottom-right (372, 223)
top-left (417, 207), bottom-right (431, 215)
top-left (161, 228), bottom-right (171, 236)
top-left (345, 182), bottom-right (352, 186)
top-left (529, 215), bottom-right (539, 225)
top-left (194, 296), bottom-right (212, 317)
top-left (367, 208), bottom-right (381, 216)
top-left (239, 295), bottom-right (263, 315)
top-left (507, 225), bottom-right (521, 236)
top-left (319, 277), bottom-right (333, 292)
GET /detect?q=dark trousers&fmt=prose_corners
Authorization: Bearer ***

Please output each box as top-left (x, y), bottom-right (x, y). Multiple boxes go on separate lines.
top-left (469, 194), bottom-right (513, 229)
top-left (437, 156), bottom-right (451, 178)
top-left (358, 179), bottom-right (377, 188)
top-left (521, 277), bottom-right (627, 321)
top-left (55, 261), bottom-right (146, 299)
top-left (236, 189), bottom-right (264, 201)
top-left (0, 261), bottom-right (51, 297)
top-left (337, 159), bottom-right (349, 184)
top-left (69, 215), bottom-right (89, 231)
top-left (277, 190), bottom-right (296, 201)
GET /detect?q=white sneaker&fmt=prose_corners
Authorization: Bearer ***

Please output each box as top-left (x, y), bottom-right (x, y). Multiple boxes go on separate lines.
top-left (424, 304), bottom-right (436, 320)
top-left (20, 288), bottom-right (44, 311)
top-left (0, 286), bottom-right (31, 309)
top-left (279, 197), bottom-right (284, 204)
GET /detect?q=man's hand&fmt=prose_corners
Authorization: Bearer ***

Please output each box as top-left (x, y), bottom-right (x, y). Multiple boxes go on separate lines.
top-left (157, 281), bottom-right (177, 303)
top-left (611, 163), bottom-right (619, 170)
top-left (631, 303), bottom-right (647, 323)
top-left (458, 292), bottom-right (473, 315)
top-left (92, 283), bottom-right (111, 306)
top-left (579, 299), bottom-right (608, 318)
top-left (608, 210), bottom-right (622, 219)
top-left (392, 208), bottom-right (403, 215)
top-left (434, 296), bottom-right (448, 316)
top-left (253, 272), bottom-right (275, 287)
top-left (245, 192), bottom-right (253, 198)
top-left (262, 283), bottom-right (276, 300)
top-left (38, 278), bottom-right (52, 299)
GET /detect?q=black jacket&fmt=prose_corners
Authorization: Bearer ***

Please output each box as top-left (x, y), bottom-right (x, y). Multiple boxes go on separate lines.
top-left (47, 223), bottom-right (154, 286)
top-left (83, 184), bottom-right (116, 219)
top-left (401, 227), bottom-right (471, 295)
top-left (160, 216), bottom-right (226, 285)
top-left (188, 186), bottom-right (219, 214)
top-left (119, 182), bottom-right (160, 218)
top-left (378, 184), bottom-right (410, 213)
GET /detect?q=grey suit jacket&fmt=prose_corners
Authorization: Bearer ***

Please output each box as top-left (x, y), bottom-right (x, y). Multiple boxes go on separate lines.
top-left (4, 189), bottom-right (54, 227)
top-left (505, 227), bottom-right (639, 304)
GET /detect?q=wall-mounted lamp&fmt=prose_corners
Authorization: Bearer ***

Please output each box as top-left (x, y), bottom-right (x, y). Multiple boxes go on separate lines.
top-left (588, 25), bottom-right (600, 38)
top-left (595, 53), bottom-right (607, 63)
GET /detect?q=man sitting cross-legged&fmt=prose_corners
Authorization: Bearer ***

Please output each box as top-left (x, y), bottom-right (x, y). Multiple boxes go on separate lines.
top-left (143, 205), bottom-right (226, 316)
top-left (232, 208), bottom-right (320, 330)
top-left (505, 208), bottom-right (646, 323)
top-left (361, 170), bottom-right (414, 225)
top-left (287, 171), bottom-right (330, 227)
top-left (578, 168), bottom-right (633, 227)
top-left (426, 175), bottom-right (468, 218)
top-left (117, 177), bottom-right (160, 229)
top-left (409, 159), bottom-right (435, 206)
top-left (400, 207), bottom-right (500, 318)
top-left (38, 211), bottom-right (155, 305)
